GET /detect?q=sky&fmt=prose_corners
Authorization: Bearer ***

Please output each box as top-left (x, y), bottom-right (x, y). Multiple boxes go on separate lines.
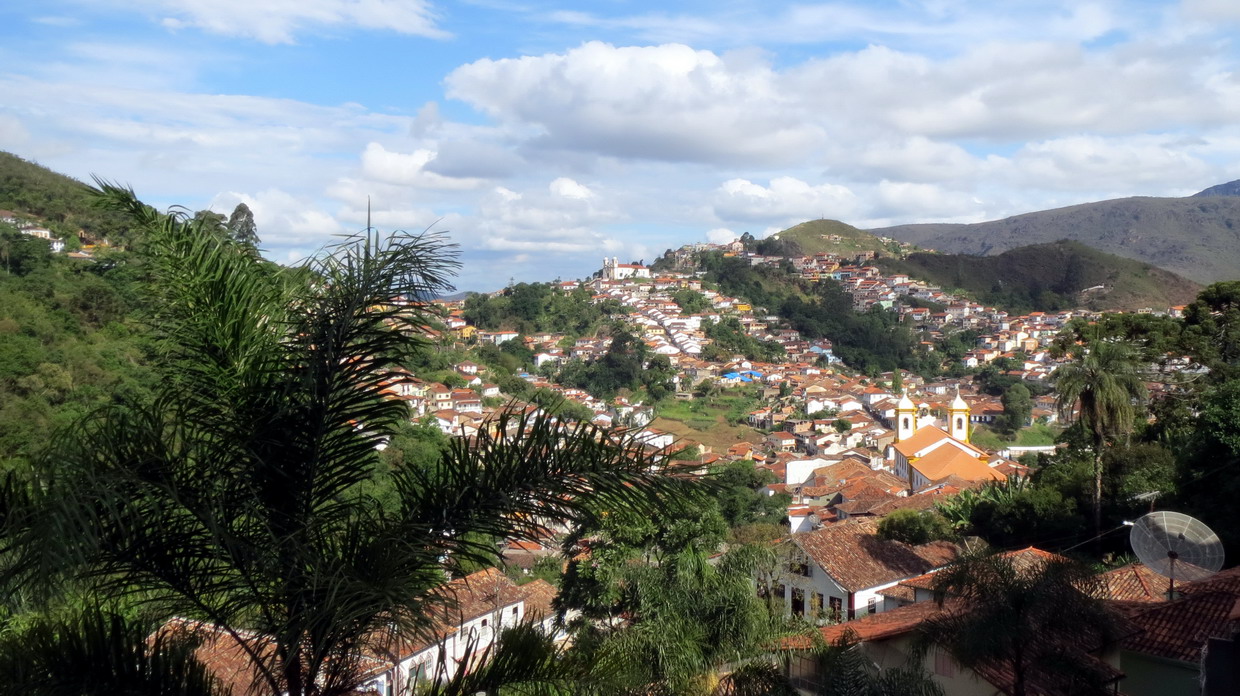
top-left (3, 0), bottom-right (1240, 291)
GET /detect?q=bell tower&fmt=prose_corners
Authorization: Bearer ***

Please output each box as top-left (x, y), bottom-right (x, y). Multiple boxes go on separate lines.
top-left (949, 388), bottom-right (971, 442)
top-left (896, 392), bottom-right (916, 442)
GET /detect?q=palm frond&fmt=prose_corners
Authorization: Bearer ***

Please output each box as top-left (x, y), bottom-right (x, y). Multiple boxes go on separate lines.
top-left (0, 610), bottom-right (221, 696)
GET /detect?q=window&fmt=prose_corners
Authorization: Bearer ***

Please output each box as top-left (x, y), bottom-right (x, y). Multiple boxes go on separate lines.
top-left (512, 607), bottom-right (519, 616)
top-left (481, 618), bottom-right (488, 627)
top-left (775, 583), bottom-right (787, 603)
top-left (791, 588), bottom-right (805, 616)
top-left (811, 592), bottom-right (823, 616)
top-left (867, 597), bottom-right (877, 614)
top-left (828, 596), bottom-right (843, 621)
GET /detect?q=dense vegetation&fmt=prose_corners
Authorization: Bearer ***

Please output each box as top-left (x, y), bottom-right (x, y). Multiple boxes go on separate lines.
top-left (555, 326), bottom-right (677, 401)
top-left (463, 282), bottom-right (625, 337)
top-left (874, 240), bottom-right (1199, 313)
top-left (0, 229), bottom-right (154, 472)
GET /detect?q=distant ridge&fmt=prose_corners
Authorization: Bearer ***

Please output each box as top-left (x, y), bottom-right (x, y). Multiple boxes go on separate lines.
top-left (869, 192), bottom-right (1240, 285)
top-left (1193, 180), bottom-right (1240, 197)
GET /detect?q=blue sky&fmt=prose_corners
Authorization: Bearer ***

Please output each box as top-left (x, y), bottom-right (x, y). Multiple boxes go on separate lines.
top-left (3, 0), bottom-right (1240, 290)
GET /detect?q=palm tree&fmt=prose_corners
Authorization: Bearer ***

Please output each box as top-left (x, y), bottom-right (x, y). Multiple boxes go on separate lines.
top-left (0, 611), bottom-right (220, 696)
top-left (918, 552), bottom-right (1123, 696)
top-left (1, 184), bottom-right (698, 696)
top-left (1052, 338), bottom-right (1147, 539)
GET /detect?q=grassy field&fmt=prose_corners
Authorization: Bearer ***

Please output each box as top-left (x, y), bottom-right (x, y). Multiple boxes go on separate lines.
top-left (971, 422), bottom-right (1061, 450)
top-left (653, 392), bottom-right (766, 451)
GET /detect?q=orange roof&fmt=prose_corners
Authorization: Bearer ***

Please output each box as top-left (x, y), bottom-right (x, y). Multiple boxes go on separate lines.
top-left (893, 425), bottom-right (987, 460)
top-left (1098, 562), bottom-right (1171, 603)
top-left (793, 522), bottom-right (958, 592)
top-left (912, 445), bottom-right (1005, 484)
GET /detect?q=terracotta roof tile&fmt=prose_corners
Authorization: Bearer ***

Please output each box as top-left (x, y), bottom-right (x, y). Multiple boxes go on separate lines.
top-left (792, 522), bottom-right (959, 592)
top-left (1097, 563), bottom-right (1171, 603)
top-left (1124, 566), bottom-right (1240, 662)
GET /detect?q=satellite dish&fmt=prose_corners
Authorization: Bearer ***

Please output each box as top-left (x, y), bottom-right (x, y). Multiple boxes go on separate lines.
top-left (1129, 511), bottom-right (1224, 597)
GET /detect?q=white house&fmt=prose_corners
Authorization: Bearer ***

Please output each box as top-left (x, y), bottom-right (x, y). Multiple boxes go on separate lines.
top-left (762, 522), bottom-right (958, 623)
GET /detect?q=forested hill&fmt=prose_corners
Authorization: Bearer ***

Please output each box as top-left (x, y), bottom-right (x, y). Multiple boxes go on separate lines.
top-left (874, 240), bottom-right (1201, 313)
top-left (0, 235), bottom-right (155, 472)
top-left (0, 152), bottom-right (135, 246)
top-left (869, 193), bottom-right (1240, 285)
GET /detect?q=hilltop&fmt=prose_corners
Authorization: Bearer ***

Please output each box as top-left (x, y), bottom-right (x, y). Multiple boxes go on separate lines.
top-left (874, 240), bottom-right (1201, 313)
top-left (869, 193), bottom-right (1240, 284)
top-left (765, 219), bottom-right (910, 257)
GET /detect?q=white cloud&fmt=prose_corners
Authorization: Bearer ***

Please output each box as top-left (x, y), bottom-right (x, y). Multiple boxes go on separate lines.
top-left (145, 0), bottom-right (448, 43)
top-left (1005, 135), bottom-right (1213, 193)
top-left (446, 41), bottom-right (822, 165)
top-left (209, 188), bottom-right (344, 246)
top-left (549, 177), bottom-right (594, 200)
top-left (359, 143), bottom-right (486, 190)
top-left (873, 181), bottom-right (982, 221)
top-left (850, 136), bottom-right (982, 183)
top-left (713, 177), bottom-right (860, 225)
top-left (1182, 0), bottom-right (1240, 21)
top-left (705, 227), bottom-right (738, 244)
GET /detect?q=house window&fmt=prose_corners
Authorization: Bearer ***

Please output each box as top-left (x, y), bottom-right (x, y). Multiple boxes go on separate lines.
top-left (811, 592), bottom-right (823, 616)
top-left (828, 596), bottom-right (843, 621)
top-left (775, 583), bottom-right (787, 603)
top-left (791, 588), bottom-right (805, 616)
top-left (512, 607), bottom-right (519, 616)
top-left (934, 648), bottom-right (957, 677)
top-left (481, 618), bottom-right (488, 627)
top-left (867, 597), bottom-right (877, 614)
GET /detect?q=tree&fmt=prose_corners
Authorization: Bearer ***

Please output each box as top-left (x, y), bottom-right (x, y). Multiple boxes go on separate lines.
top-left (0, 610), bottom-right (220, 696)
top-left (1052, 339), bottom-right (1146, 539)
top-left (876, 509), bottom-right (952, 545)
top-left (570, 548), bottom-right (800, 695)
top-left (805, 630), bottom-right (944, 696)
top-left (2, 184), bottom-right (697, 696)
top-left (919, 553), bottom-right (1124, 696)
top-left (999, 382), bottom-right (1032, 435)
top-left (226, 202), bottom-right (259, 246)
top-left (1182, 281), bottom-right (1240, 381)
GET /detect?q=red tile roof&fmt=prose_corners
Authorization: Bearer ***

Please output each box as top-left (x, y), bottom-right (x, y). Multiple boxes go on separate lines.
top-left (1097, 563), bottom-right (1172, 603)
top-left (792, 522), bottom-right (959, 592)
top-left (1124, 566), bottom-right (1240, 662)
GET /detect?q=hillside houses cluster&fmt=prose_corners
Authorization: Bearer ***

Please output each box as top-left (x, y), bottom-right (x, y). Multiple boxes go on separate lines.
top-left (0, 208), bottom-right (67, 253)
top-left (391, 248), bottom-right (1195, 539)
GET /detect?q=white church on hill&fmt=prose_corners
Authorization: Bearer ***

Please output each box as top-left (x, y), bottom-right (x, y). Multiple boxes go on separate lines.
top-left (888, 392), bottom-right (1007, 492)
top-left (601, 257), bottom-right (651, 281)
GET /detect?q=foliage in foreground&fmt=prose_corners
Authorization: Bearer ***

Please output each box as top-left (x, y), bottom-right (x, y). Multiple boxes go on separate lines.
top-left (0, 184), bottom-right (699, 696)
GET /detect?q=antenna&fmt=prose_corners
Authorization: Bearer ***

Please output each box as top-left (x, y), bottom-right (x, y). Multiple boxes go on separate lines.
top-left (1129, 511), bottom-right (1224, 598)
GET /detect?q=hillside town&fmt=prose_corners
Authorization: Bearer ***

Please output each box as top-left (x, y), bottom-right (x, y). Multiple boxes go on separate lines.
top-left (390, 240), bottom-right (1200, 535)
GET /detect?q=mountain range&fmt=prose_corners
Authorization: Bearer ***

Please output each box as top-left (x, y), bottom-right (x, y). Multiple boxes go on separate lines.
top-left (870, 183), bottom-right (1240, 284)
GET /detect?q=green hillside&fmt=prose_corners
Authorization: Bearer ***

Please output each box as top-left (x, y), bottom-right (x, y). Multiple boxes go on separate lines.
top-left (874, 240), bottom-right (1201, 313)
top-left (869, 194), bottom-right (1240, 285)
top-left (0, 152), bottom-right (136, 246)
top-left (765, 219), bottom-right (910, 257)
